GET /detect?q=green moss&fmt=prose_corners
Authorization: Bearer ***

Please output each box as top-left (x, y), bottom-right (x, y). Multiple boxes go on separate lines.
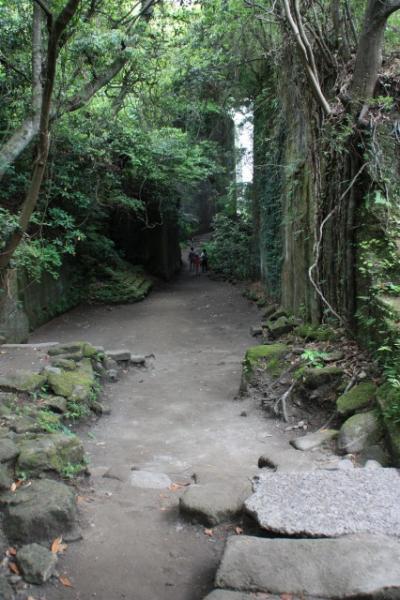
top-left (337, 382), bottom-right (377, 416)
top-left (294, 323), bottom-right (338, 342)
top-left (88, 264), bottom-right (152, 304)
top-left (244, 343), bottom-right (287, 380)
top-left (16, 432), bottom-right (84, 476)
top-left (47, 359), bottom-right (95, 400)
top-left (377, 382), bottom-right (400, 465)
top-left (297, 367), bottom-right (344, 389)
top-left (36, 410), bottom-right (62, 433)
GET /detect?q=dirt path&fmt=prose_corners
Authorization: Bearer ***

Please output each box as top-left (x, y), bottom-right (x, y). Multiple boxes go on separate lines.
top-left (28, 266), bottom-right (315, 599)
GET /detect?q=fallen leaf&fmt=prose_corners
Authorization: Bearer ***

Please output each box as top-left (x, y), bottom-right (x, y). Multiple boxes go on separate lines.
top-left (51, 536), bottom-right (68, 554)
top-left (235, 526), bottom-right (243, 535)
top-left (76, 495), bottom-right (89, 504)
top-left (280, 594), bottom-right (293, 600)
top-left (9, 562), bottom-right (20, 575)
top-left (59, 575), bottom-right (73, 588)
top-left (6, 547), bottom-right (17, 557)
top-left (10, 479), bottom-right (23, 493)
top-left (169, 483), bottom-right (185, 492)
top-left (204, 528), bottom-right (213, 537)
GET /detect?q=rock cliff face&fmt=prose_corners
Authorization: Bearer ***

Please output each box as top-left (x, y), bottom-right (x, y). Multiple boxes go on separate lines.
top-left (253, 54), bottom-right (400, 336)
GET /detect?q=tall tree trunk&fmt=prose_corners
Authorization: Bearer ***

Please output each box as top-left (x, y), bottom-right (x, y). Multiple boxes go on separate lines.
top-left (350, 0), bottom-right (400, 106)
top-left (0, 0), bottom-right (80, 270)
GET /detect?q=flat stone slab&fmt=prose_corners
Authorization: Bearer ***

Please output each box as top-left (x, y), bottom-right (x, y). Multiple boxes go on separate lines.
top-left (245, 469), bottom-right (400, 537)
top-left (204, 591), bottom-right (281, 600)
top-left (216, 534), bottom-right (400, 598)
top-left (17, 543), bottom-right (57, 584)
top-left (180, 480), bottom-right (252, 526)
top-left (129, 470), bottom-right (171, 489)
top-left (290, 429), bottom-right (338, 451)
top-left (106, 349), bottom-right (131, 362)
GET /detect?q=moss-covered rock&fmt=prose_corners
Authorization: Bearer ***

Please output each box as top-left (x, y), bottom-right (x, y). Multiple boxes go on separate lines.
top-left (294, 323), bottom-right (338, 342)
top-left (47, 358), bottom-right (94, 400)
top-left (0, 371), bottom-right (46, 393)
top-left (50, 358), bottom-right (77, 371)
top-left (338, 411), bottom-right (384, 454)
top-left (265, 316), bottom-right (295, 338)
top-left (376, 382), bottom-right (400, 466)
top-left (296, 367), bottom-right (344, 389)
top-left (336, 382), bottom-right (377, 416)
top-left (48, 343), bottom-right (85, 357)
top-left (16, 432), bottom-right (84, 476)
top-left (243, 344), bottom-right (287, 384)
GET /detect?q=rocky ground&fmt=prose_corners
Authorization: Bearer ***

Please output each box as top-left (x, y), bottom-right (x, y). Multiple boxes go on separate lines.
top-left (0, 259), bottom-right (398, 599)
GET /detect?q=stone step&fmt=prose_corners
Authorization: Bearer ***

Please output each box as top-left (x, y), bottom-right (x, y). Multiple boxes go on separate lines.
top-left (245, 469), bottom-right (400, 537)
top-left (215, 534), bottom-right (400, 598)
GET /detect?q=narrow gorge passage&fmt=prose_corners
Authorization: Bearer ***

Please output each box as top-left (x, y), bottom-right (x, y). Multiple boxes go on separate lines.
top-left (29, 268), bottom-right (277, 600)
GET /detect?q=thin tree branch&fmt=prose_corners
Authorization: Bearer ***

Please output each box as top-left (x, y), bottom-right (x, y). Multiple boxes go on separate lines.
top-left (33, 0), bottom-right (52, 18)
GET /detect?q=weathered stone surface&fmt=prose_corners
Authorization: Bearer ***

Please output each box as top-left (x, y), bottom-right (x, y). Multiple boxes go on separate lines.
top-left (243, 344), bottom-right (287, 386)
top-left (47, 358), bottom-right (94, 400)
top-left (297, 367), bottom-right (344, 389)
top-left (0, 439), bottom-right (19, 463)
top-left (17, 433), bottom-right (84, 476)
top-left (245, 469), bottom-right (400, 537)
top-left (91, 401), bottom-right (111, 415)
top-left (0, 371), bottom-right (46, 393)
top-left (48, 343), bottom-right (84, 356)
top-left (336, 382), bottom-right (377, 416)
top-left (250, 326), bottom-right (263, 337)
top-left (130, 355), bottom-right (146, 365)
top-left (290, 429), bottom-right (338, 451)
top-left (0, 463), bottom-right (14, 490)
top-left (106, 369), bottom-right (119, 383)
top-left (0, 574), bottom-right (14, 600)
top-left (41, 395), bottom-right (68, 413)
top-left (377, 383), bottom-right (400, 466)
top-left (180, 480), bottom-right (252, 526)
top-left (17, 543), bottom-right (57, 584)
top-left (6, 415), bottom-right (41, 434)
top-left (204, 592), bottom-right (277, 600)
top-left (216, 534), bottom-right (400, 598)
top-left (129, 470), bottom-right (171, 489)
top-left (265, 316), bottom-right (294, 338)
top-left (1, 478), bottom-right (77, 543)
top-left (106, 349), bottom-right (131, 362)
top-left (338, 410), bottom-right (383, 454)
top-left (50, 358), bottom-right (77, 371)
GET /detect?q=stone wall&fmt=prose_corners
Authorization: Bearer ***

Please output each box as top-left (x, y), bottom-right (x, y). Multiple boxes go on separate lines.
top-left (0, 262), bottom-right (83, 343)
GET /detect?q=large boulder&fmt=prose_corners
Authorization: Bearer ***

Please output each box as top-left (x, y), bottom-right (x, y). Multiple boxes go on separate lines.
top-left (265, 316), bottom-right (295, 338)
top-left (290, 429), bottom-right (338, 451)
top-left (0, 371), bottom-right (46, 393)
top-left (1, 478), bottom-right (77, 543)
top-left (47, 358), bottom-right (95, 401)
top-left (296, 367), bottom-right (344, 390)
top-left (180, 480), bottom-right (252, 526)
top-left (16, 433), bottom-right (84, 476)
top-left (215, 534), bottom-right (400, 598)
top-left (245, 469), bottom-right (400, 537)
top-left (338, 410), bottom-right (383, 453)
top-left (17, 543), bottom-right (57, 584)
top-left (336, 382), bottom-right (377, 416)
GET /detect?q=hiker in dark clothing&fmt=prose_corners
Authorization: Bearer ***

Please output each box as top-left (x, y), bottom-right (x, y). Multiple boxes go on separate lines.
top-left (200, 249), bottom-right (208, 273)
top-left (189, 247), bottom-right (195, 271)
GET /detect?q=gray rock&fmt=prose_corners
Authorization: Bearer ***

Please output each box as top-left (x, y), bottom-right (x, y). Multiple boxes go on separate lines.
top-left (106, 349), bottom-right (131, 362)
top-left (6, 415), bottom-right (41, 434)
top-left (103, 357), bottom-right (118, 371)
top-left (245, 469), bottom-right (400, 537)
top-left (0, 463), bottom-right (13, 490)
top-left (50, 358), bottom-right (77, 371)
top-left (359, 443), bottom-right (390, 466)
top-left (297, 367), bottom-right (344, 389)
top-left (17, 543), bottom-right (57, 584)
top-left (180, 480), bottom-right (252, 526)
top-left (265, 316), bottom-right (294, 338)
top-left (43, 366), bottom-right (62, 375)
top-left (0, 371), bottom-right (47, 393)
top-left (204, 592), bottom-right (275, 600)
top-left (17, 433), bottom-right (84, 476)
top-left (338, 410), bottom-right (383, 454)
top-left (0, 439), bottom-right (19, 463)
top-left (48, 343), bottom-right (83, 356)
top-left (250, 326), bottom-right (263, 337)
top-left (106, 369), bottom-right (119, 382)
top-left (130, 355), bottom-right (147, 365)
top-left (1, 478), bottom-right (77, 543)
top-left (0, 574), bottom-right (14, 600)
top-left (129, 470), bottom-right (171, 489)
top-left (41, 395), bottom-right (68, 413)
top-left (91, 401), bottom-right (111, 415)
top-left (290, 429), bottom-right (338, 451)
top-left (216, 534), bottom-right (400, 598)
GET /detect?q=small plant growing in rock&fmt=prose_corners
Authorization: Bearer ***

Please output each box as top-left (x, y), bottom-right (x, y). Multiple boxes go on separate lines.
top-left (301, 349), bottom-right (330, 369)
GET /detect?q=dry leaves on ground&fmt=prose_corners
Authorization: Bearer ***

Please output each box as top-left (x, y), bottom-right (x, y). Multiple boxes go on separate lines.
top-left (6, 547), bottom-right (17, 557)
top-left (169, 482), bottom-right (190, 492)
top-left (59, 575), bottom-right (73, 587)
top-left (235, 526), bottom-right (243, 535)
top-left (8, 562), bottom-right (20, 575)
top-left (10, 479), bottom-right (24, 492)
top-left (51, 536), bottom-right (68, 554)
top-left (204, 528), bottom-right (214, 537)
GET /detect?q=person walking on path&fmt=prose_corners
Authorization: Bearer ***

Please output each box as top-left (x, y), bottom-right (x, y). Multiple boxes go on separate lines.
top-left (200, 249), bottom-right (208, 273)
top-left (194, 252), bottom-right (201, 275)
top-left (188, 247), bottom-right (196, 272)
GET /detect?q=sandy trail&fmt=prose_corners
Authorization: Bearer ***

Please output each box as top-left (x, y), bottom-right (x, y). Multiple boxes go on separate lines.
top-left (29, 266), bottom-right (286, 600)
